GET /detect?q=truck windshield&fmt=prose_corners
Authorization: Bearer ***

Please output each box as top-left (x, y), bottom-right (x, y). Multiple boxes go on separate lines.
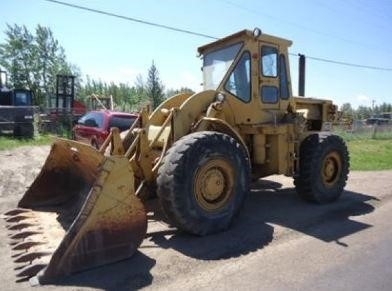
top-left (78, 112), bottom-right (104, 128)
top-left (202, 42), bottom-right (242, 90)
top-left (14, 91), bottom-right (33, 106)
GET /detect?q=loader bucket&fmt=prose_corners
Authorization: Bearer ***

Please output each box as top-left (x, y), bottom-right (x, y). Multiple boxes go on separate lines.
top-left (3, 139), bottom-right (147, 284)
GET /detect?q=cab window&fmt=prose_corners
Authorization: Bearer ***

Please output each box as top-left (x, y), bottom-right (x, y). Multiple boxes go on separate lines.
top-left (261, 46), bottom-right (278, 77)
top-left (261, 86), bottom-right (278, 103)
top-left (78, 112), bottom-right (104, 128)
top-left (224, 51), bottom-right (251, 102)
top-left (13, 90), bottom-right (33, 106)
top-left (203, 42), bottom-right (243, 90)
top-left (14, 92), bottom-right (28, 106)
top-left (109, 115), bottom-right (136, 131)
top-left (279, 54), bottom-right (289, 99)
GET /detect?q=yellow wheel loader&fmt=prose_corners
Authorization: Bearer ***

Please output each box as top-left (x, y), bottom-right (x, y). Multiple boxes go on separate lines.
top-left (4, 28), bottom-right (349, 284)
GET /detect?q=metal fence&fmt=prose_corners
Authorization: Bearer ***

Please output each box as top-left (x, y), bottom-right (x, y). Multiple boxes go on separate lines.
top-left (333, 122), bottom-right (392, 140)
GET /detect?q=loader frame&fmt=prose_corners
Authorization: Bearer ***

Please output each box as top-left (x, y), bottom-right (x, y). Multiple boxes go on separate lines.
top-left (4, 28), bottom-right (349, 284)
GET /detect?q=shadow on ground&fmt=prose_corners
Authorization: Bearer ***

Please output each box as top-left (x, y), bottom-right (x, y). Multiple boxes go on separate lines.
top-left (146, 179), bottom-right (376, 260)
top-left (34, 178), bottom-right (377, 290)
top-left (53, 252), bottom-right (155, 291)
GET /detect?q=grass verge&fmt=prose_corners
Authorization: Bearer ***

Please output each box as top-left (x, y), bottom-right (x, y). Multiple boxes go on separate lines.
top-left (0, 133), bottom-right (390, 172)
top-left (0, 135), bottom-right (55, 151)
top-left (347, 139), bottom-right (392, 171)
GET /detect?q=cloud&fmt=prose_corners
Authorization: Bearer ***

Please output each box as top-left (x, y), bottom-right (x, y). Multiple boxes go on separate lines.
top-left (356, 94), bottom-right (371, 103)
top-left (342, 94), bottom-right (373, 109)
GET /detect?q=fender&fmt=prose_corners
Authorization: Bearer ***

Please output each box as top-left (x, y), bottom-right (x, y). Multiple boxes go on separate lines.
top-left (193, 117), bottom-right (250, 159)
top-left (149, 92), bottom-right (194, 125)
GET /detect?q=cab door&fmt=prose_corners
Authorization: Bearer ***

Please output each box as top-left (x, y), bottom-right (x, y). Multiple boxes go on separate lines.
top-left (258, 44), bottom-right (291, 122)
top-left (260, 45), bottom-right (280, 112)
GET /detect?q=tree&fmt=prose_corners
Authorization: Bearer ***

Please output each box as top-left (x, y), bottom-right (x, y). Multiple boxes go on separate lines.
top-left (340, 103), bottom-right (352, 111)
top-left (134, 74), bottom-right (149, 106)
top-left (78, 75), bottom-right (149, 112)
top-left (379, 102), bottom-right (392, 114)
top-left (34, 25), bottom-right (77, 105)
top-left (0, 24), bottom-right (35, 89)
top-left (146, 61), bottom-right (165, 109)
top-left (0, 23), bottom-right (77, 106)
top-left (340, 103), bottom-right (353, 117)
top-left (166, 87), bottom-right (195, 98)
top-left (355, 106), bottom-right (371, 120)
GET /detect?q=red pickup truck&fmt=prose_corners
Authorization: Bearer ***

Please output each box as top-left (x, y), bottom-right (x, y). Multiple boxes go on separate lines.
top-left (73, 110), bottom-right (138, 149)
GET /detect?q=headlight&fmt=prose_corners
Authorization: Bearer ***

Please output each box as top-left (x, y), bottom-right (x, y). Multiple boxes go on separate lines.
top-left (216, 92), bottom-right (226, 102)
top-left (253, 27), bottom-right (262, 38)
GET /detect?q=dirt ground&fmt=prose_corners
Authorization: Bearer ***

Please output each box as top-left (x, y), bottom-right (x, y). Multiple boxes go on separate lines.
top-left (1, 145), bottom-right (391, 290)
top-left (0, 146), bottom-right (49, 212)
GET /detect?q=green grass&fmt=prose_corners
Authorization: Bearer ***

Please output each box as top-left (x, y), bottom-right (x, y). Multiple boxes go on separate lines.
top-left (334, 127), bottom-right (392, 170)
top-left (0, 135), bottom-right (55, 151)
top-left (347, 139), bottom-right (392, 171)
top-left (0, 132), bottom-right (391, 172)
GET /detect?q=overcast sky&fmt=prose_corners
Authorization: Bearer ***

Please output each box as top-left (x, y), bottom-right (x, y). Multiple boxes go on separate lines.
top-left (1, 0), bottom-right (391, 108)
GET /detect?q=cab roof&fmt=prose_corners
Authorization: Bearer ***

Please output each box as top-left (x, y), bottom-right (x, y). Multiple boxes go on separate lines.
top-left (197, 29), bottom-right (293, 55)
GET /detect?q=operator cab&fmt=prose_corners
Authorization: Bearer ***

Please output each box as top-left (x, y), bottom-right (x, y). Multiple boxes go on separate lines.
top-left (198, 28), bottom-right (293, 125)
top-left (0, 88), bottom-right (34, 106)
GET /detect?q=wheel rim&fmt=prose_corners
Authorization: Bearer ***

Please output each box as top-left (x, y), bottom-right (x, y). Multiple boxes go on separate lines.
top-left (321, 151), bottom-right (342, 187)
top-left (194, 158), bottom-right (235, 212)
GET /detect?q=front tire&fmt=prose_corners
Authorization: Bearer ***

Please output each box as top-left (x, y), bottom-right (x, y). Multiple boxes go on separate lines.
top-left (157, 131), bottom-right (250, 235)
top-left (294, 134), bottom-right (349, 203)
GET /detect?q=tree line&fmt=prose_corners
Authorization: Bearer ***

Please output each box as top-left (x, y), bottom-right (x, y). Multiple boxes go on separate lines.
top-left (340, 102), bottom-right (392, 120)
top-left (0, 24), bottom-right (76, 106)
top-left (4, 23), bottom-right (388, 119)
top-left (0, 24), bottom-right (194, 112)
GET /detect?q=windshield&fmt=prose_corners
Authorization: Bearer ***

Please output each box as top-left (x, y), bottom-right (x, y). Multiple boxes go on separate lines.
top-left (14, 90), bottom-right (33, 106)
top-left (78, 112), bottom-right (104, 128)
top-left (15, 92), bottom-right (28, 106)
top-left (202, 42), bottom-right (243, 90)
top-left (109, 115), bottom-right (136, 131)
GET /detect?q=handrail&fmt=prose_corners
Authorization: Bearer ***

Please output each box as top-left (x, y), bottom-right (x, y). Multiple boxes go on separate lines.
top-left (99, 131), bottom-right (112, 154)
top-left (148, 109), bottom-right (174, 148)
top-left (125, 133), bottom-right (140, 159)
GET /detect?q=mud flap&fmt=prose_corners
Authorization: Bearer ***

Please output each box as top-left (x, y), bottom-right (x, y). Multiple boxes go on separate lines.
top-left (3, 139), bottom-right (147, 284)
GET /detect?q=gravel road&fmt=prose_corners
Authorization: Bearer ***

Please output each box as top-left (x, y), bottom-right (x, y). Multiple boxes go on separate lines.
top-left (0, 145), bottom-right (391, 290)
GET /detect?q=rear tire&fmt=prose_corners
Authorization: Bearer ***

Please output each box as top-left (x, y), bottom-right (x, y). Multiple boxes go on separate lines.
top-left (294, 134), bottom-right (349, 203)
top-left (157, 131), bottom-right (250, 235)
